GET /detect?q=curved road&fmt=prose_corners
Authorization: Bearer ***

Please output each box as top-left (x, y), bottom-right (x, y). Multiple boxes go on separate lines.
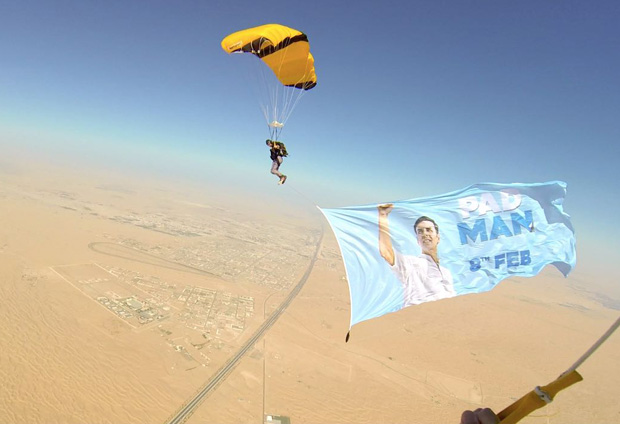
top-left (164, 226), bottom-right (325, 424)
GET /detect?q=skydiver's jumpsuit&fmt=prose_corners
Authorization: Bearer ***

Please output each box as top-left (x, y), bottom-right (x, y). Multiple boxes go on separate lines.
top-left (270, 144), bottom-right (285, 178)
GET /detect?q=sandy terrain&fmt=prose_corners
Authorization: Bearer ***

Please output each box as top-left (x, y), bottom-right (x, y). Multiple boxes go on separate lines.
top-left (0, 158), bottom-right (618, 424)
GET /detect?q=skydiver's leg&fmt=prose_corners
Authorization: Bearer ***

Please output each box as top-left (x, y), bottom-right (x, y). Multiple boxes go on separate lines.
top-left (270, 157), bottom-right (283, 178)
top-left (278, 157), bottom-right (287, 184)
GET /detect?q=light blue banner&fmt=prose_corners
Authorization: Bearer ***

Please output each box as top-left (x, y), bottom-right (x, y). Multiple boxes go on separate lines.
top-left (319, 181), bottom-right (576, 328)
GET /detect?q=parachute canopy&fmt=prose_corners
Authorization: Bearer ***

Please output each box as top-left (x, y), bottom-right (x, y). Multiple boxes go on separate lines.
top-left (221, 24), bottom-right (317, 90)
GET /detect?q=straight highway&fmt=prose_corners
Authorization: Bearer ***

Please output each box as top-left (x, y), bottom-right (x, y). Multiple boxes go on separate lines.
top-left (164, 226), bottom-right (325, 424)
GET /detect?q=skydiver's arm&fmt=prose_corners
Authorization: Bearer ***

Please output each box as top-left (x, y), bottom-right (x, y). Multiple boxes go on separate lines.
top-left (378, 204), bottom-right (395, 266)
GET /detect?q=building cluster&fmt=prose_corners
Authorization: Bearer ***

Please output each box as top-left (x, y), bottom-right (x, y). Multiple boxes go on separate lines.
top-left (96, 294), bottom-right (165, 325)
top-left (100, 265), bottom-right (255, 336)
top-left (83, 204), bottom-right (321, 367)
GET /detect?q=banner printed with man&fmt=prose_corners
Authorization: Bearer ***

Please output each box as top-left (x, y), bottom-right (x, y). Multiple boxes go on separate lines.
top-left (319, 181), bottom-right (576, 329)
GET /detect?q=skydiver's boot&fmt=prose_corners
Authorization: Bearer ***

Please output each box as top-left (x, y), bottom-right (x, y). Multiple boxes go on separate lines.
top-left (278, 175), bottom-right (287, 185)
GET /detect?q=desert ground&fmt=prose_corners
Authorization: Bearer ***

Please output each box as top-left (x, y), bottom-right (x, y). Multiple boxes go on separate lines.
top-left (0, 157), bottom-right (618, 424)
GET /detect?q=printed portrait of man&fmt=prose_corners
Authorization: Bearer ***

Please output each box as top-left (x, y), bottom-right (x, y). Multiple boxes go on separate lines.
top-left (377, 204), bottom-right (456, 307)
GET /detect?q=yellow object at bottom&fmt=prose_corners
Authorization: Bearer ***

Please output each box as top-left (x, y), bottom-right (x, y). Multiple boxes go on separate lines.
top-left (498, 370), bottom-right (583, 424)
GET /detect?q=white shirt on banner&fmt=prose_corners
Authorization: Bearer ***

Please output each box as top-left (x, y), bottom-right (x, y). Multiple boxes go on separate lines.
top-left (390, 251), bottom-right (456, 307)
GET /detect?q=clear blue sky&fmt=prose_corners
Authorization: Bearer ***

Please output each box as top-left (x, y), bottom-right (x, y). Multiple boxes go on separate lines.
top-left (1, 1), bottom-right (619, 287)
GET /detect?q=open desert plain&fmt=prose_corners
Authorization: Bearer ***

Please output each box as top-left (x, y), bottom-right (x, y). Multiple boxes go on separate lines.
top-left (1, 156), bottom-right (619, 424)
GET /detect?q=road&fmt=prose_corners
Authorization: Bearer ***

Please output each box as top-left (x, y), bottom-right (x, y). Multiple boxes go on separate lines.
top-left (164, 226), bottom-right (324, 424)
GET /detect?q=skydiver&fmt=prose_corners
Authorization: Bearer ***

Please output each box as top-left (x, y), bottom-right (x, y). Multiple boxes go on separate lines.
top-left (266, 139), bottom-right (287, 185)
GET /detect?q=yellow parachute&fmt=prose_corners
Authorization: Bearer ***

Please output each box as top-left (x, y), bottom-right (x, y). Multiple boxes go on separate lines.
top-left (221, 24), bottom-right (317, 140)
top-left (221, 24), bottom-right (317, 90)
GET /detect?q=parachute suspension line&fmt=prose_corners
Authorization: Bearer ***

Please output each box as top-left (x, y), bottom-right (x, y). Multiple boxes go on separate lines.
top-left (271, 67), bottom-right (281, 130)
top-left (265, 42), bottom-right (310, 138)
top-left (252, 46), bottom-right (290, 141)
top-left (281, 88), bottom-right (306, 127)
top-left (274, 44), bottom-right (310, 128)
top-left (252, 54), bottom-right (281, 140)
top-left (258, 36), bottom-right (280, 131)
top-left (246, 53), bottom-right (274, 135)
top-left (279, 76), bottom-right (304, 127)
top-left (271, 124), bottom-right (282, 141)
top-left (273, 42), bottom-right (291, 128)
top-left (266, 56), bottom-right (280, 133)
top-left (271, 51), bottom-right (290, 135)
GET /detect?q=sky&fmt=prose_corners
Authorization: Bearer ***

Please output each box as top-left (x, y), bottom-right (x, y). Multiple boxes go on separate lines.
top-left (1, 1), bottom-right (619, 291)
